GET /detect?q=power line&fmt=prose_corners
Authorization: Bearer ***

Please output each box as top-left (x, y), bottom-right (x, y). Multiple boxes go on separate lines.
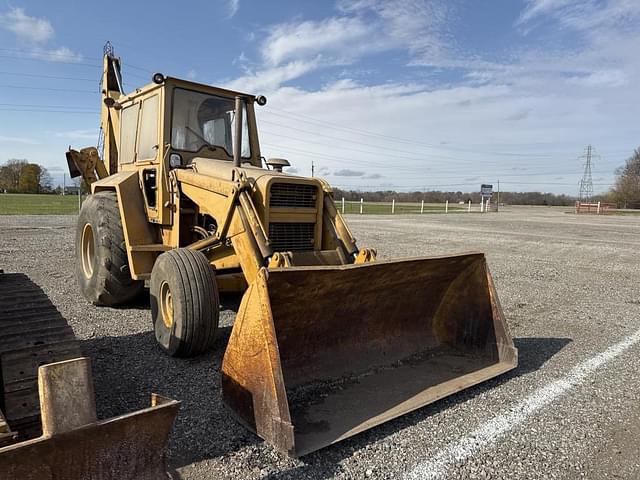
top-left (0, 71), bottom-right (98, 82)
top-left (263, 107), bottom-right (636, 163)
top-left (262, 141), bottom-right (618, 180)
top-left (0, 47), bottom-right (90, 60)
top-left (0, 53), bottom-right (102, 68)
top-left (261, 128), bottom-right (514, 167)
top-left (261, 120), bottom-right (488, 162)
top-left (261, 117), bottom-right (628, 169)
top-left (0, 84), bottom-right (96, 93)
top-left (264, 107), bottom-right (555, 158)
top-left (0, 47), bottom-right (155, 76)
top-left (262, 141), bottom-right (444, 172)
top-left (264, 145), bottom-right (603, 178)
top-left (0, 108), bottom-right (97, 114)
top-left (0, 103), bottom-right (96, 110)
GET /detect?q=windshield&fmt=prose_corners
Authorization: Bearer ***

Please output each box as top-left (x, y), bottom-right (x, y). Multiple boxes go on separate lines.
top-left (171, 88), bottom-right (250, 158)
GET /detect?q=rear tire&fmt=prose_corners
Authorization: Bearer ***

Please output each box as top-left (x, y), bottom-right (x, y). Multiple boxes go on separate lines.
top-left (75, 191), bottom-right (143, 306)
top-left (150, 248), bottom-right (219, 357)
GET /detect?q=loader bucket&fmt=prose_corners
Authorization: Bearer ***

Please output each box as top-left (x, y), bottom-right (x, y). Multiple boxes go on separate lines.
top-left (222, 252), bottom-right (517, 457)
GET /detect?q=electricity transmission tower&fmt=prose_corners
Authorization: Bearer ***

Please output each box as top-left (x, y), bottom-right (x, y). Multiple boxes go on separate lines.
top-left (578, 145), bottom-right (595, 202)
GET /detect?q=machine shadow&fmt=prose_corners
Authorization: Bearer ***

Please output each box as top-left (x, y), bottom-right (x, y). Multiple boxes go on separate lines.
top-left (82, 328), bottom-right (570, 477)
top-left (81, 323), bottom-right (260, 470)
top-left (259, 336), bottom-right (572, 480)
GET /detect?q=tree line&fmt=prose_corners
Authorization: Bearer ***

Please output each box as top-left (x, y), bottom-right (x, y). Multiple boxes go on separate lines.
top-left (605, 148), bottom-right (640, 208)
top-left (333, 188), bottom-right (577, 206)
top-left (0, 159), bottom-right (53, 194)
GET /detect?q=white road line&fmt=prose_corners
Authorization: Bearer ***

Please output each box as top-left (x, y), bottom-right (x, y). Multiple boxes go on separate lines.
top-left (405, 328), bottom-right (640, 480)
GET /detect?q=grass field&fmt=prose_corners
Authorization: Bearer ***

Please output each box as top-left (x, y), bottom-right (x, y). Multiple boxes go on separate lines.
top-left (0, 193), bottom-right (81, 215)
top-left (0, 194), bottom-right (469, 216)
top-left (3, 193), bottom-right (633, 217)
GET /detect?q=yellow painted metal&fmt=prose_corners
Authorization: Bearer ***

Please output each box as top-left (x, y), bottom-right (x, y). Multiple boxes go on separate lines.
top-left (66, 48), bottom-right (518, 459)
top-left (92, 171), bottom-right (157, 280)
top-left (159, 281), bottom-right (174, 329)
top-left (66, 147), bottom-right (108, 185)
top-left (354, 247), bottom-right (377, 264)
top-left (80, 223), bottom-right (95, 278)
top-left (222, 254), bottom-right (517, 457)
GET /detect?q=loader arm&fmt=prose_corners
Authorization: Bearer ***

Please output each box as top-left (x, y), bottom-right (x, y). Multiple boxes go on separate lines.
top-left (175, 168), bottom-right (273, 284)
top-left (175, 165), bottom-right (365, 286)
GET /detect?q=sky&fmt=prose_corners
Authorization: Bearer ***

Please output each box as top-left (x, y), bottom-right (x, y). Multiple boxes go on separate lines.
top-left (0, 0), bottom-right (639, 194)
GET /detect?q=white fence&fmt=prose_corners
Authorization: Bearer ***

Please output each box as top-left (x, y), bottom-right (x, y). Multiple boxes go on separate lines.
top-left (339, 199), bottom-right (496, 215)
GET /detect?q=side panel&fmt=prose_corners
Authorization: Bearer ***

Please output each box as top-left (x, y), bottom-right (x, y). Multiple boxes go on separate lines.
top-left (92, 172), bottom-right (158, 279)
top-left (221, 270), bottom-right (295, 454)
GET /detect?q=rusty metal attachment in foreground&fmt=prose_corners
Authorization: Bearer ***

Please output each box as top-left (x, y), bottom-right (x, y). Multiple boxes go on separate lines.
top-left (0, 270), bottom-right (179, 478)
top-left (222, 253), bottom-right (517, 456)
top-left (0, 357), bottom-right (179, 480)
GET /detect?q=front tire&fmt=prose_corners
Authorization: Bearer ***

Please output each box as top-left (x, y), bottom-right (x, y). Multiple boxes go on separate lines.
top-left (75, 191), bottom-right (143, 306)
top-left (150, 248), bottom-right (219, 357)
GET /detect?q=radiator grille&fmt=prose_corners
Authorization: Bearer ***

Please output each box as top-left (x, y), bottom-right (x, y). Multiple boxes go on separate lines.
top-left (269, 183), bottom-right (317, 208)
top-left (268, 223), bottom-right (315, 251)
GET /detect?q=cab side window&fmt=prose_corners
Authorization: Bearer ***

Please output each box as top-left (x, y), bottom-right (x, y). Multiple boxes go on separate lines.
top-left (119, 103), bottom-right (139, 164)
top-left (137, 95), bottom-right (159, 161)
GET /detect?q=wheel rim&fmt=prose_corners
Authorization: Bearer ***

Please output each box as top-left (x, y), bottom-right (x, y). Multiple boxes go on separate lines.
top-left (159, 281), bottom-right (174, 329)
top-left (80, 223), bottom-right (96, 278)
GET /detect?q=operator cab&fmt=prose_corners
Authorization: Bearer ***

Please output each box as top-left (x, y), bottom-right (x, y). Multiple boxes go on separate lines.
top-left (170, 88), bottom-right (251, 162)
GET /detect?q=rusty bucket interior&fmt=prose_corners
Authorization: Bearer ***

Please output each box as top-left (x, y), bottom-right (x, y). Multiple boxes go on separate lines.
top-left (222, 252), bottom-right (517, 457)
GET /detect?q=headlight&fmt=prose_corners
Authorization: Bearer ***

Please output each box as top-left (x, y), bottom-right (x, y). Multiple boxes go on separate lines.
top-left (169, 153), bottom-right (182, 168)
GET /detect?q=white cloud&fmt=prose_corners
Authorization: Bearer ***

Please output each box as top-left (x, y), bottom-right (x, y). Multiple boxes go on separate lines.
top-left (518, 0), bottom-right (577, 24)
top-left (55, 129), bottom-right (98, 140)
top-left (254, 67), bottom-right (634, 194)
top-left (225, 0), bottom-right (240, 18)
top-left (223, 0), bottom-right (637, 194)
top-left (222, 59), bottom-right (320, 93)
top-left (338, 0), bottom-right (449, 59)
top-left (0, 8), bottom-right (82, 63)
top-left (505, 108), bottom-right (531, 122)
top-left (31, 46), bottom-right (83, 63)
top-left (566, 70), bottom-right (627, 88)
top-left (232, 52), bottom-right (249, 68)
top-left (262, 17), bottom-right (375, 66)
top-left (0, 7), bottom-right (53, 43)
top-left (0, 135), bottom-right (39, 145)
top-left (518, 0), bottom-right (640, 31)
top-left (249, 0), bottom-right (450, 89)
top-left (334, 169), bottom-right (365, 177)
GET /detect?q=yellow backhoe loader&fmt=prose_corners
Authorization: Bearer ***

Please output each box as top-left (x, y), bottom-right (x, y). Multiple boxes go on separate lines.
top-left (0, 269), bottom-right (179, 479)
top-left (67, 43), bottom-right (517, 457)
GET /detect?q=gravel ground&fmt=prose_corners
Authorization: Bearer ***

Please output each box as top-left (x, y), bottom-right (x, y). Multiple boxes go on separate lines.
top-left (1, 206), bottom-right (639, 479)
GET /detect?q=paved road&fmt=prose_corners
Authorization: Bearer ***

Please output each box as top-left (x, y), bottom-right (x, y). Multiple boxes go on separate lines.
top-left (1, 206), bottom-right (638, 479)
